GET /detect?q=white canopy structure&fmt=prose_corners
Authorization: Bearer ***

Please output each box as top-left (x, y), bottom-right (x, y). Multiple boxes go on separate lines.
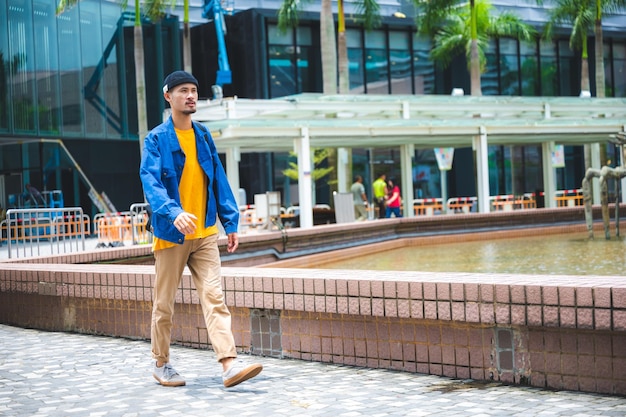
top-left (189, 94), bottom-right (626, 228)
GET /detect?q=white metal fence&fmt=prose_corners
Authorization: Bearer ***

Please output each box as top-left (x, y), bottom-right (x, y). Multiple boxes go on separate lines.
top-left (2, 207), bottom-right (87, 258)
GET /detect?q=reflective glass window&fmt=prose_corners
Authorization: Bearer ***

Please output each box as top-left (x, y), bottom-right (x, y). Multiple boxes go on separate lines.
top-left (57, 4), bottom-right (83, 134)
top-left (33, 0), bottom-right (61, 134)
top-left (413, 36), bottom-right (434, 94)
top-left (100, 3), bottom-right (124, 138)
top-left (558, 40), bottom-right (578, 96)
top-left (540, 41), bottom-right (558, 96)
top-left (364, 30), bottom-right (387, 94)
top-left (81, 0), bottom-right (105, 136)
top-left (499, 38), bottom-right (520, 95)
top-left (0, 2), bottom-right (8, 131)
top-left (347, 29), bottom-right (364, 93)
top-left (296, 26), bottom-right (314, 93)
top-left (611, 42), bottom-right (625, 97)
top-left (389, 31), bottom-right (411, 94)
top-left (482, 40), bottom-right (498, 95)
top-left (268, 25), bottom-right (296, 98)
top-left (9, 0), bottom-right (37, 132)
top-left (520, 41), bottom-right (538, 96)
top-left (488, 145), bottom-right (511, 195)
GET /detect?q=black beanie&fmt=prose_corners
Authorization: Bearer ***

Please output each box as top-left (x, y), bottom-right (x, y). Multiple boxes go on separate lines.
top-left (162, 71), bottom-right (199, 93)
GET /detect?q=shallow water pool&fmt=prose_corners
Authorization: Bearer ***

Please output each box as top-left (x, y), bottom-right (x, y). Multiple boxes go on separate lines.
top-left (316, 232), bottom-right (626, 276)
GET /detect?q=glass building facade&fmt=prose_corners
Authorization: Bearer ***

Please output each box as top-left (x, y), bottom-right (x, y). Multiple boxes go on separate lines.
top-left (0, 0), bottom-right (180, 215)
top-left (1, 2), bottom-right (625, 214)
top-left (217, 9), bottom-right (624, 205)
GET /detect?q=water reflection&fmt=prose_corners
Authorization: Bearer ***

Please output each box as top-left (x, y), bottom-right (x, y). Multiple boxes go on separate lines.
top-left (318, 233), bottom-right (626, 275)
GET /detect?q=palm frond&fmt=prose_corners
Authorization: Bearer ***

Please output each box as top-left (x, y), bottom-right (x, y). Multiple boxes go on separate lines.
top-left (488, 13), bottom-right (537, 41)
top-left (431, 18), bottom-right (466, 68)
top-left (277, 0), bottom-right (304, 32)
top-left (544, 0), bottom-right (594, 49)
top-left (56, 0), bottom-right (80, 15)
top-left (352, 0), bottom-right (382, 30)
top-left (143, 0), bottom-right (167, 22)
top-left (600, 0), bottom-right (626, 13)
top-left (414, 0), bottom-right (460, 35)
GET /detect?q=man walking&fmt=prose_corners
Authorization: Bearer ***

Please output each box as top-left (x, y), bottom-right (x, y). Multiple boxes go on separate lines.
top-left (140, 70), bottom-right (262, 388)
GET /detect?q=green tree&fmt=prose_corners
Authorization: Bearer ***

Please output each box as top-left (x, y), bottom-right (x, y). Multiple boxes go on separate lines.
top-left (278, 0), bottom-right (380, 94)
top-left (283, 149), bottom-right (334, 183)
top-left (542, 0), bottom-right (594, 94)
top-left (540, 0), bottom-right (625, 97)
top-left (414, 0), bottom-right (536, 96)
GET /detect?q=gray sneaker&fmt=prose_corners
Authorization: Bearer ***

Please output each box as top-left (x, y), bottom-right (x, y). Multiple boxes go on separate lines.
top-left (153, 362), bottom-right (186, 387)
top-left (222, 361), bottom-right (263, 388)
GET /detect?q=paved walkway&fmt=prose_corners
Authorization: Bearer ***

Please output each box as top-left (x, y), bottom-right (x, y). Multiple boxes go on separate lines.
top-left (1, 325), bottom-right (625, 416)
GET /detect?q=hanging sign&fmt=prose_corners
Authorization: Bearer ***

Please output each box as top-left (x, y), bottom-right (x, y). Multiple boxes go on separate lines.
top-left (551, 144), bottom-right (565, 168)
top-left (434, 148), bottom-right (455, 171)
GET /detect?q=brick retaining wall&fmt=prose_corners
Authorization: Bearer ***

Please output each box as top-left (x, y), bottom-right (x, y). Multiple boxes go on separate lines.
top-left (0, 259), bottom-right (624, 395)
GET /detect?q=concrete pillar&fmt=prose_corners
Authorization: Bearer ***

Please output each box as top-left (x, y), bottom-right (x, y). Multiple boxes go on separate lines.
top-left (337, 148), bottom-right (350, 193)
top-left (400, 144), bottom-right (414, 218)
top-left (542, 141), bottom-right (557, 208)
top-left (590, 143), bottom-right (601, 205)
top-left (225, 147), bottom-right (241, 205)
top-left (296, 128), bottom-right (313, 228)
top-left (473, 127), bottom-right (490, 213)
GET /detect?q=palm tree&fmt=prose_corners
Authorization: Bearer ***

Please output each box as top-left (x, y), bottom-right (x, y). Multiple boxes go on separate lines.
top-left (542, 0), bottom-right (594, 94)
top-left (181, 0), bottom-right (191, 72)
top-left (592, 0), bottom-right (626, 97)
top-left (278, 0), bottom-right (380, 94)
top-left (415, 0), bottom-right (536, 96)
top-left (540, 0), bottom-right (625, 97)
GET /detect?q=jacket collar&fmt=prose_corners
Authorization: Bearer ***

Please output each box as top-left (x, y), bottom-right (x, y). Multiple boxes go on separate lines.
top-left (164, 116), bottom-right (182, 152)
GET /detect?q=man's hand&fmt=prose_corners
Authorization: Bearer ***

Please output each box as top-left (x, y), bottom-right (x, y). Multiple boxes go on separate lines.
top-left (174, 212), bottom-right (197, 235)
top-left (227, 232), bottom-right (239, 253)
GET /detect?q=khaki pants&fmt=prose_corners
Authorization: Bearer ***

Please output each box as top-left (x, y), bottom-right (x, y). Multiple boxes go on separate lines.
top-left (152, 234), bottom-right (237, 363)
top-left (354, 204), bottom-right (367, 221)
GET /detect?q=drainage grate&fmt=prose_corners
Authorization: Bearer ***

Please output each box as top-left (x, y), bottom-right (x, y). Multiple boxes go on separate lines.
top-left (250, 309), bottom-right (282, 357)
top-left (495, 327), bottom-right (514, 371)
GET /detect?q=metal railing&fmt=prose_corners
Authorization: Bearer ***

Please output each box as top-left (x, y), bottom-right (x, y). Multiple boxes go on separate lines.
top-left (129, 203), bottom-right (153, 245)
top-left (3, 207), bottom-right (87, 258)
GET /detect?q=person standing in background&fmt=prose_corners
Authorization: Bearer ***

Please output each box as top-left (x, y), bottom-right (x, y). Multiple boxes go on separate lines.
top-left (385, 178), bottom-right (402, 218)
top-left (350, 175), bottom-right (369, 221)
top-left (372, 173), bottom-right (387, 219)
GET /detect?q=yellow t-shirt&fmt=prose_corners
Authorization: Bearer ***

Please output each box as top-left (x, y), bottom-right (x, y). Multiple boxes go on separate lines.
top-left (153, 127), bottom-right (218, 250)
top-left (373, 178), bottom-right (387, 199)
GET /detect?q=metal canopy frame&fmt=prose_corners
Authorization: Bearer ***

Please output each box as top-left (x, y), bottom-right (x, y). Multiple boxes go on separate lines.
top-left (189, 94), bottom-right (626, 228)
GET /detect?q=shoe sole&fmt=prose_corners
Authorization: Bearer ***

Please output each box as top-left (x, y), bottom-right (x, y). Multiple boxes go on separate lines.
top-left (223, 364), bottom-right (263, 388)
top-left (153, 374), bottom-right (186, 387)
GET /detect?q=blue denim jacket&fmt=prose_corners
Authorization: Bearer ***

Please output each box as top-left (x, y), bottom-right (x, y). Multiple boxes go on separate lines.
top-left (139, 117), bottom-right (239, 244)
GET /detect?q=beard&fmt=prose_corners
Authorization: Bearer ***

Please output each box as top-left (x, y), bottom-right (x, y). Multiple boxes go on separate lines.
top-left (182, 108), bottom-right (197, 115)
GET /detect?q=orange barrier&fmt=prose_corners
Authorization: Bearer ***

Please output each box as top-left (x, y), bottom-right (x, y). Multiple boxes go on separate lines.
top-left (446, 196), bottom-right (476, 213)
top-left (241, 208), bottom-right (263, 228)
top-left (94, 212), bottom-right (134, 248)
top-left (413, 198), bottom-right (443, 216)
top-left (555, 189), bottom-right (583, 207)
top-left (54, 214), bottom-right (91, 238)
top-left (518, 193), bottom-right (537, 209)
top-left (1, 214), bottom-right (89, 243)
top-left (2, 208), bottom-right (88, 258)
top-left (129, 203), bottom-right (152, 245)
top-left (490, 194), bottom-right (514, 211)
